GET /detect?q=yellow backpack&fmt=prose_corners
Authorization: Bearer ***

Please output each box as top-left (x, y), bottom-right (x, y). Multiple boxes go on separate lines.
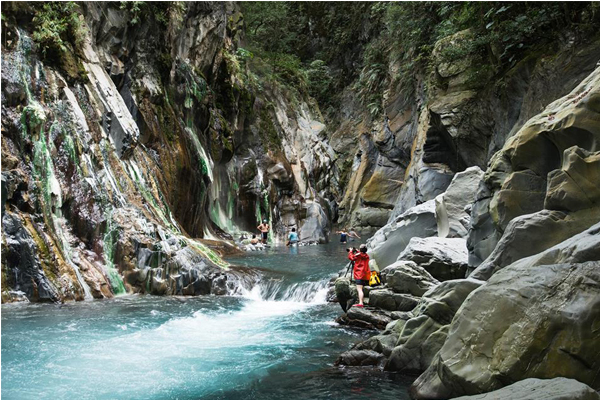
top-left (369, 270), bottom-right (381, 286)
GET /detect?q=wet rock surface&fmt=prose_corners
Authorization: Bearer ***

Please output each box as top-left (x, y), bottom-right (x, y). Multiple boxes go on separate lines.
top-left (335, 349), bottom-right (386, 367)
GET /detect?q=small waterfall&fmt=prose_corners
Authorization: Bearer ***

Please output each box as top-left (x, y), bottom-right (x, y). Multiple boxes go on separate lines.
top-left (243, 278), bottom-right (329, 305)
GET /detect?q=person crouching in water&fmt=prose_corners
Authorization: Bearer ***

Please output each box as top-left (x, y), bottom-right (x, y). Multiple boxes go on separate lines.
top-left (348, 244), bottom-right (370, 308)
top-left (286, 227), bottom-right (299, 246)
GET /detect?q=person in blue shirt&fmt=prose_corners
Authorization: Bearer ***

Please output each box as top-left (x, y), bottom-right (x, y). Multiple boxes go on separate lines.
top-left (287, 228), bottom-right (299, 246)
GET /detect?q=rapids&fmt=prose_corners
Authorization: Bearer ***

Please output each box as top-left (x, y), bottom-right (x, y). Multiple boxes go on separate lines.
top-left (1, 242), bottom-right (412, 399)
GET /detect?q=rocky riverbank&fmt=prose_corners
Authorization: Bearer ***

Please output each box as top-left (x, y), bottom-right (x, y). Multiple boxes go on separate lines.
top-left (331, 66), bottom-right (600, 399)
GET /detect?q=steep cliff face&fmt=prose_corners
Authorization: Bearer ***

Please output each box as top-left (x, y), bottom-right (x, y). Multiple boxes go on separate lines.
top-left (1, 2), bottom-right (334, 302)
top-left (334, 28), bottom-right (600, 234)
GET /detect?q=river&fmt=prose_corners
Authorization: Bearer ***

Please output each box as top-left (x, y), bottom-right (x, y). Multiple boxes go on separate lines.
top-left (1, 241), bottom-right (412, 399)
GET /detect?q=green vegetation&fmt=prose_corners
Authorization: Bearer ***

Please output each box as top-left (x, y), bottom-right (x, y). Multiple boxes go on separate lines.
top-left (119, 1), bottom-right (186, 27)
top-left (30, 2), bottom-right (86, 62)
top-left (259, 106), bottom-right (282, 151)
top-left (242, 2), bottom-right (600, 118)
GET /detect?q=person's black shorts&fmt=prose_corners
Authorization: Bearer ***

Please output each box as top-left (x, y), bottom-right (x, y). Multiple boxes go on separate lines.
top-left (355, 279), bottom-right (369, 286)
top-left (261, 232), bottom-right (268, 241)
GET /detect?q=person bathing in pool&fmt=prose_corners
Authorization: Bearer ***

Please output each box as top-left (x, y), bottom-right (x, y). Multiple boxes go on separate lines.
top-left (347, 244), bottom-right (370, 308)
top-left (336, 229), bottom-right (349, 244)
top-left (348, 228), bottom-right (361, 242)
top-left (257, 219), bottom-right (270, 244)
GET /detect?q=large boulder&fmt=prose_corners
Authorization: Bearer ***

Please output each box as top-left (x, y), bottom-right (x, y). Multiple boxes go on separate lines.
top-left (435, 166), bottom-right (484, 238)
top-left (451, 378), bottom-right (600, 400)
top-left (398, 237), bottom-right (469, 281)
top-left (381, 261), bottom-right (440, 296)
top-left (385, 278), bottom-right (484, 373)
top-left (299, 201), bottom-right (330, 243)
top-left (471, 221), bottom-right (600, 280)
top-left (368, 200), bottom-right (438, 269)
top-left (469, 208), bottom-right (600, 279)
top-left (368, 288), bottom-right (419, 312)
top-left (415, 261), bottom-right (600, 398)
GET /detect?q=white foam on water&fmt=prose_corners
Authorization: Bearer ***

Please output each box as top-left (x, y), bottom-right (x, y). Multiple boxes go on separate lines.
top-left (20, 278), bottom-right (332, 400)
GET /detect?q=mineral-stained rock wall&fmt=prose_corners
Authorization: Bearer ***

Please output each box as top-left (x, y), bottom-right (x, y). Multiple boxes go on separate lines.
top-left (1, 2), bottom-right (334, 302)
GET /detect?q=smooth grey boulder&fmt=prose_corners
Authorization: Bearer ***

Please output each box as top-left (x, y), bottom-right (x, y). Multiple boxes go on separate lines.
top-left (368, 288), bottom-right (419, 311)
top-left (334, 277), bottom-right (358, 312)
top-left (381, 261), bottom-right (440, 296)
top-left (417, 166), bottom-right (455, 205)
top-left (471, 221), bottom-right (600, 280)
top-left (386, 315), bottom-right (449, 372)
top-left (385, 278), bottom-right (484, 373)
top-left (411, 278), bottom-right (484, 324)
top-left (470, 208), bottom-right (600, 279)
top-left (398, 237), bottom-right (469, 281)
top-left (421, 262), bottom-right (600, 397)
top-left (410, 360), bottom-right (452, 399)
top-left (368, 200), bottom-right (438, 270)
top-left (335, 349), bottom-right (385, 367)
top-left (436, 166), bottom-right (484, 238)
top-left (451, 378), bottom-right (600, 400)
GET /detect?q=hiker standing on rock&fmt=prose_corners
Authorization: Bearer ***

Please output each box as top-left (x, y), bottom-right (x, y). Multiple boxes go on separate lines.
top-left (347, 244), bottom-right (371, 308)
top-left (257, 219), bottom-right (270, 244)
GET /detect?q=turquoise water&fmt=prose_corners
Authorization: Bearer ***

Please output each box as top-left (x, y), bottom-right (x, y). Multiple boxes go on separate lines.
top-left (1, 242), bottom-right (412, 399)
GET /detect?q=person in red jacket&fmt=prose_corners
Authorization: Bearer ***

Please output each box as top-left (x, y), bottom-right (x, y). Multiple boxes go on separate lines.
top-left (347, 244), bottom-right (371, 308)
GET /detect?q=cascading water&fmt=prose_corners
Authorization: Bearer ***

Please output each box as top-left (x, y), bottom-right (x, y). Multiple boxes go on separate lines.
top-left (2, 241), bottom-right (410, 399)
top-left (243, 278), bottom-right (329, 304)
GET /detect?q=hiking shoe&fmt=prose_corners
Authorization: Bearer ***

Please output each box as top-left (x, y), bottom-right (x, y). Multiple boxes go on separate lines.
top-left (354, 304), bottom-right (364, 308)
